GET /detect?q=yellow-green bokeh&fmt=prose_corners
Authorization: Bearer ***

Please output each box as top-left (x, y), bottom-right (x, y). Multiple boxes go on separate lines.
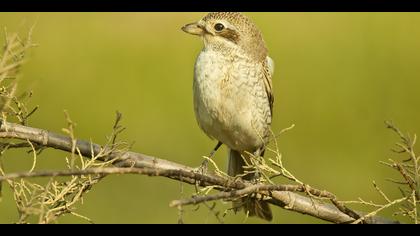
top-left (0, 12), bottom-right (419, 223)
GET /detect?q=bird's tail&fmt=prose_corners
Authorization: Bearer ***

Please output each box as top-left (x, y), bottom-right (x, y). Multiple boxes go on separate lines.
top-left (228, 149), bottom-right (272, 221)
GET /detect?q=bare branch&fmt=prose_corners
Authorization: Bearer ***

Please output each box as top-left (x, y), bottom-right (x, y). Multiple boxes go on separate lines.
top-left (0, 120), bottom-right (400, 224)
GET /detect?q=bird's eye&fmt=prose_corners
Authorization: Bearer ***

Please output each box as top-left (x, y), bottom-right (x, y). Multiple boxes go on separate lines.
top-left (214, 23), bottom-right (225, 32)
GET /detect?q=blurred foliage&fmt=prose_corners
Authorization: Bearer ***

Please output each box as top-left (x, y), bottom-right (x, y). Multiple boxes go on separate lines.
top-left (0, 12), bottom-right (419, 223)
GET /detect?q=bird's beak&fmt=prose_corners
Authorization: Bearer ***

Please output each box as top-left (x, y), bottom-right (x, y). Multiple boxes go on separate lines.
top-left (182, 22), bottom-right (205, 36)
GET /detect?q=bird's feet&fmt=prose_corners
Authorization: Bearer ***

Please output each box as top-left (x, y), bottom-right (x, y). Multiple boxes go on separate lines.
top-left (194, 159), bottom-right (209, 175)
top-left (194, 141), bottom-right (222, 175)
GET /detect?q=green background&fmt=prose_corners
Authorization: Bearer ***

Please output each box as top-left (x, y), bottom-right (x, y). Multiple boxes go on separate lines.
top-left (0, 12), bottom-right (419, 223)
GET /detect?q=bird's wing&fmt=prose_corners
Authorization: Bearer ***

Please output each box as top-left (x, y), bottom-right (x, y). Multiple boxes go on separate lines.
top-left (266, 56), bottom-right (275, 76)
top-left (262, 56), bottom-right (275, 115)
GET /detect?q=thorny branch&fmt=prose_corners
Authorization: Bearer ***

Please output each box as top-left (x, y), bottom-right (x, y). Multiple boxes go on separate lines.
top-left (336, 121), bottom-right (420, 224)
top-left (0, 120), bottom-right (400, 224)
top-left (0, 28), bottom-right (114, 223)
top-left (381, 121), bottom-right (419, 223)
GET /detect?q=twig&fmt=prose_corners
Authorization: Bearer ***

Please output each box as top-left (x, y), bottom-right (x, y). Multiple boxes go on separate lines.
top-left (0, 166), bottom-right (232, 186)
top-left (170, 184), bottom-right (301, 207)
top-left (352, 197), bottom-right (407, 224)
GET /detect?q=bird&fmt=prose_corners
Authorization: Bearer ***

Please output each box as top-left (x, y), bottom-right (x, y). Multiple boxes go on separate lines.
top-left (182, 12), bottom-right (275, 221)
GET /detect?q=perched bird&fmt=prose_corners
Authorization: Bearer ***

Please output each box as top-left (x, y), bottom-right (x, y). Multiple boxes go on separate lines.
top-left (182, 12), bottom-right (274, 221)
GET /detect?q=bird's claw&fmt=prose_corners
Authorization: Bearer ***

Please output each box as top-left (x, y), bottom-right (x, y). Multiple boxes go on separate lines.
top-left (194, 159), bottom-right (209, 175)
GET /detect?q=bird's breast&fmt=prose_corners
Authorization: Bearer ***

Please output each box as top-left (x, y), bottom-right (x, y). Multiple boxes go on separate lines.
top-left (193, 49), bottom-right (271, 151)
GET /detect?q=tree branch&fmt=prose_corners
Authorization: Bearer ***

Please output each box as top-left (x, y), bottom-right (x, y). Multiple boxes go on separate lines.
top-left (0, 120), bottom-right (399, 224)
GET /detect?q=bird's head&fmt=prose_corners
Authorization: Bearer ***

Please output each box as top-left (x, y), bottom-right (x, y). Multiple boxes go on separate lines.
top-left (182, 12), bottom-right (268, 62)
